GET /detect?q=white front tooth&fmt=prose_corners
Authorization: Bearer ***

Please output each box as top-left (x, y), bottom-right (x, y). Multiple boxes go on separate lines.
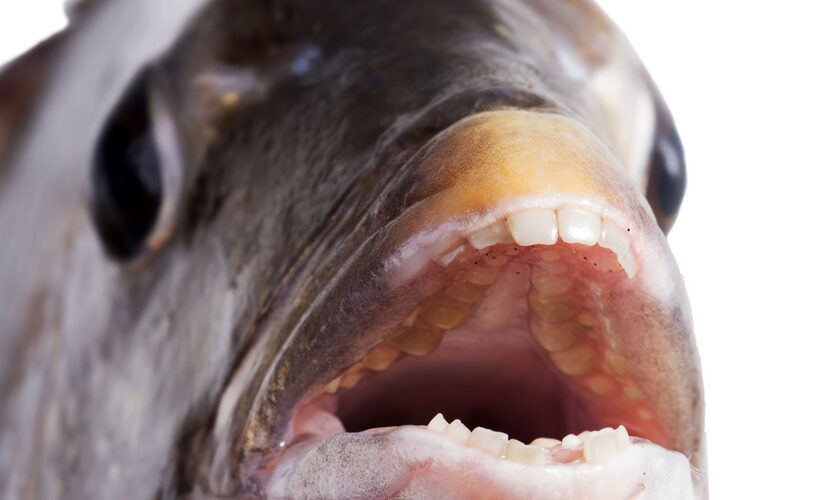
top-left (583, 426), bottom-right (631, 463)
top-left (617, 252), bottom-right (638, 278)
top-left (557, 207), bottom-right (601, 245)
top-left (427, 413), bottom-right (449, 433)
top-left (561, 433), bottom-right (583, 449)
top-left (437, 244), bottom-right (467, 267)
top-left (505, 439), bottom-right (545, 465)
top-left (468, 427), bottom-right (508, 457)
top-left (468, 221), bottom-right (514, 249)
top-left (506, 209), bottom-right (558, 246)
top-left (530, 437), bottom-right (561, 449)
top-left (445, 419), bottom-right (471, 445)
top-left (598, 219), bottom-right (631, 255)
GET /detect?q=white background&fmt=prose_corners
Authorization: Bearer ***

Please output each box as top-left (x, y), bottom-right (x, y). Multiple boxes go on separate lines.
top-left (1, 1), bottom-right (823, 498)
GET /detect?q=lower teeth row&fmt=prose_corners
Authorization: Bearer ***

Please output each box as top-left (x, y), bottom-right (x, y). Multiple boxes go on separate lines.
top-left (425, 413), bottom-right (631, 466)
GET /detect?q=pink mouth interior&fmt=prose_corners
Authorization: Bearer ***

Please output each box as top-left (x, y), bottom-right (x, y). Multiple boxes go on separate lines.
top-left (287, 240), bottom-right (666, 450)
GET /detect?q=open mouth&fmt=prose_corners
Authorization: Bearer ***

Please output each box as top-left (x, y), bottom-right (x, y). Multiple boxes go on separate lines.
top-left (264, 205), bottom-right (695, 498)
top-left (240, 111), bottom-right (701, 499)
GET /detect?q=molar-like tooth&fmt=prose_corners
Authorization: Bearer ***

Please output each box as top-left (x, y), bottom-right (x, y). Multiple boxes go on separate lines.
top-left (399, 325), bottom-right (444, 356)
top-left (339, 366), bottom-right (366, 389)
top-left (437, 243), bottom-right (468, 267)
top-left (558, 206), bottom-right (601, 245)
top-left (530, 271), bottom-right (573, 296)
top-left (362, 344), bottom-right (401, 371)
top-left (446, 282), bottom-right (486, 304)
top-left (550, 344), bottom-right (596, 376)
top-left (584, 374), bottom-right (616, 397)
top-left (465, 265), bottom-right (500, 285)
top-left (530, 437), bottom-right (561, 449)
top-left (583, 426), bottom-right (630, 463)
top-left (445, 419), bottom-right (471, 445)
top-left (528, 293), bottom-right (578, 324)
top-left (420, 297), bottom-right (471, 330)
top-left (505, 439), bottom-right (545, 465)
top-left (506, 209), bottom-right (558, 246)
top-left (530, 317), bottom-right (582, 352)
top-left (323, 376), bottom-right (341, 394)
top-left (618, 252), bottom-right (638, 278)
top-left (427, 413), bottom-right (450, 433)
top-left (468, 427), bottom-right (508, 457)
top-left (622, 385), bottom-right (645, 402)
top-left (467, 221), bottom-right (514, 249)
top-left (599, 219), bottom-right (631, 255)
top-left (561, 433), bottom-right (583, 449)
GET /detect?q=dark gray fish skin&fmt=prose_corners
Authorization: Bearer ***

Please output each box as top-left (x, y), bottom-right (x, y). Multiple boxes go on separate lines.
top-left (0, 1), bottom-right (700, 498)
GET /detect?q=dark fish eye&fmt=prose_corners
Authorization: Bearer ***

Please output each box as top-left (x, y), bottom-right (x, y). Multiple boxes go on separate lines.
top-left (645, 104), bottom-right (686, 234)
top-left (91, 69), bottom-right (163, 259)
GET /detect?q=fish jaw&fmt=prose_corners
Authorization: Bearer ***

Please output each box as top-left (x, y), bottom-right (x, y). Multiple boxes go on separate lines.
top-left (239, 110), bottom-right (704, 498)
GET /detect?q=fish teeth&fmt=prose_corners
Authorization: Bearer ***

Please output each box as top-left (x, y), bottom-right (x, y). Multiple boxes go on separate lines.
top-left (467, 220), bottom-right (513, 249)
top-left (506, 208), bottom-right (558, 246)
top-left (557, 206), bottom-right (601, 245)
top-left (582, 425), bottom-right (631, 463)
top-left (468, 426), bottom-right (509, 457)
top-left (445, 419), bottom-right (471, 445)
top-left (432, 205), bottom-right (636, 279)
top-left (426, 413), bottom-right (450, 433)
top-left (505, 439), bottom-right (546, 465)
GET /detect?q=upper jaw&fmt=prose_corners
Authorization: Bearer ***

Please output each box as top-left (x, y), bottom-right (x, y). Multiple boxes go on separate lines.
top-left (232, 110), bottom-right (704, 497)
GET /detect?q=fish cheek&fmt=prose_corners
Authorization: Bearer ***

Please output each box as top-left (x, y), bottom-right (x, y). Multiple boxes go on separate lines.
top-left (644, 100), bottom-right (686, 234)
top-left (90, 67), bottom-right (183, 259)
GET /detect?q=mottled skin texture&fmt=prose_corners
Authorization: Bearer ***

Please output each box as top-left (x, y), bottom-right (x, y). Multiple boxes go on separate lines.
top-left (0, 0), bottom-right (700, 498)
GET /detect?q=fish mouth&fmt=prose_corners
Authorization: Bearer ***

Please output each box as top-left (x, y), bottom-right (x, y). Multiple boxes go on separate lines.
top-left (251, 111), bottom-right (702, 499)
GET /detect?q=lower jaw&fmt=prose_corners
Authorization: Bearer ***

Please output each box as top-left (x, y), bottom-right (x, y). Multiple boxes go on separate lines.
top-left (254, 219), bottom-right (697, 498)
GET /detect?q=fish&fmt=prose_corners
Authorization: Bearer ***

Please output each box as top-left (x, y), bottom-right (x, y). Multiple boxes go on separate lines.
top-left (0, 0), bottom-right (704, 498)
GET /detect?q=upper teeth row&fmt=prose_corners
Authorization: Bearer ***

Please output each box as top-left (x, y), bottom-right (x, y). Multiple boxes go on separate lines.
top-left (437, 206), bottom-right (637, 278)
top-left (425, 413), bottom-right (631, 465)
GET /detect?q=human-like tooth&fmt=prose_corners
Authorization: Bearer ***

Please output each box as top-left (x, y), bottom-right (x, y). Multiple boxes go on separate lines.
top-left (506, 209), bottom-right (558, 246)
top-left (465, 265), bottom-right (500, 285)
top-left (362, 344), bottom-right (401, 371)
top-left (603, 349), bottom-right (629, 376)
top-left (446, 282), bottom-right (486, 304)
top-left (622, 385), bottom-right (645, 402)
top-left (557, 206), bottom-right (601, 245)
top-left (505, 439), bottom-right (545, 465)
top-left (577, 312), bottom-right (597, 327)
top-left (323, 376), bottom-right (341, 394)
top-left (468, 427), bottom-right (508, 457)
top-left (530, 437), bottom-right (561, 448)
top-left (339, 366), bottom-right (366, 388)
top-left (528, 293), bottom-right (578, 324)
top-left (584, 374), bottom-right (616, 396)
top-left (598, 219), bottom-right (631, 255)
top-left (550, 344), bottom-right (596, 376)
top-left (420, 297), bottom-right (471, 330)
top-left (582, 426), bottom-right (630, 463)
top-left (445, 419), bottom-right (471, 445)
top-left (530, 271), bottom-right (573, 296)
top-left (467, 221), bottom-right (514, 249)
top-left (618, 252), bottom-right (638, 278)
top-left (437, 244), bottom-right (468, 267)
top-left (399, 325), bottom-right (444, 356)
top-left (561, 433), bottom-right (582, 449)
top-left (530, 317), bottom-right (581, 352)
top-left (427, 413), bottom-right (450, 433)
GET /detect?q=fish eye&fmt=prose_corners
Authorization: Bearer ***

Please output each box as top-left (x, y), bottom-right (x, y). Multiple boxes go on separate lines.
top-left (91, 68), bottom-right (181, 259)
top-left (645, 106), bottom-right (686, 234)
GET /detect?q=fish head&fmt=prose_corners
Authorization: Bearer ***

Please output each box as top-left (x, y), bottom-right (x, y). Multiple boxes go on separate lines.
top-left (0, 0), bottom-right (701, 499)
